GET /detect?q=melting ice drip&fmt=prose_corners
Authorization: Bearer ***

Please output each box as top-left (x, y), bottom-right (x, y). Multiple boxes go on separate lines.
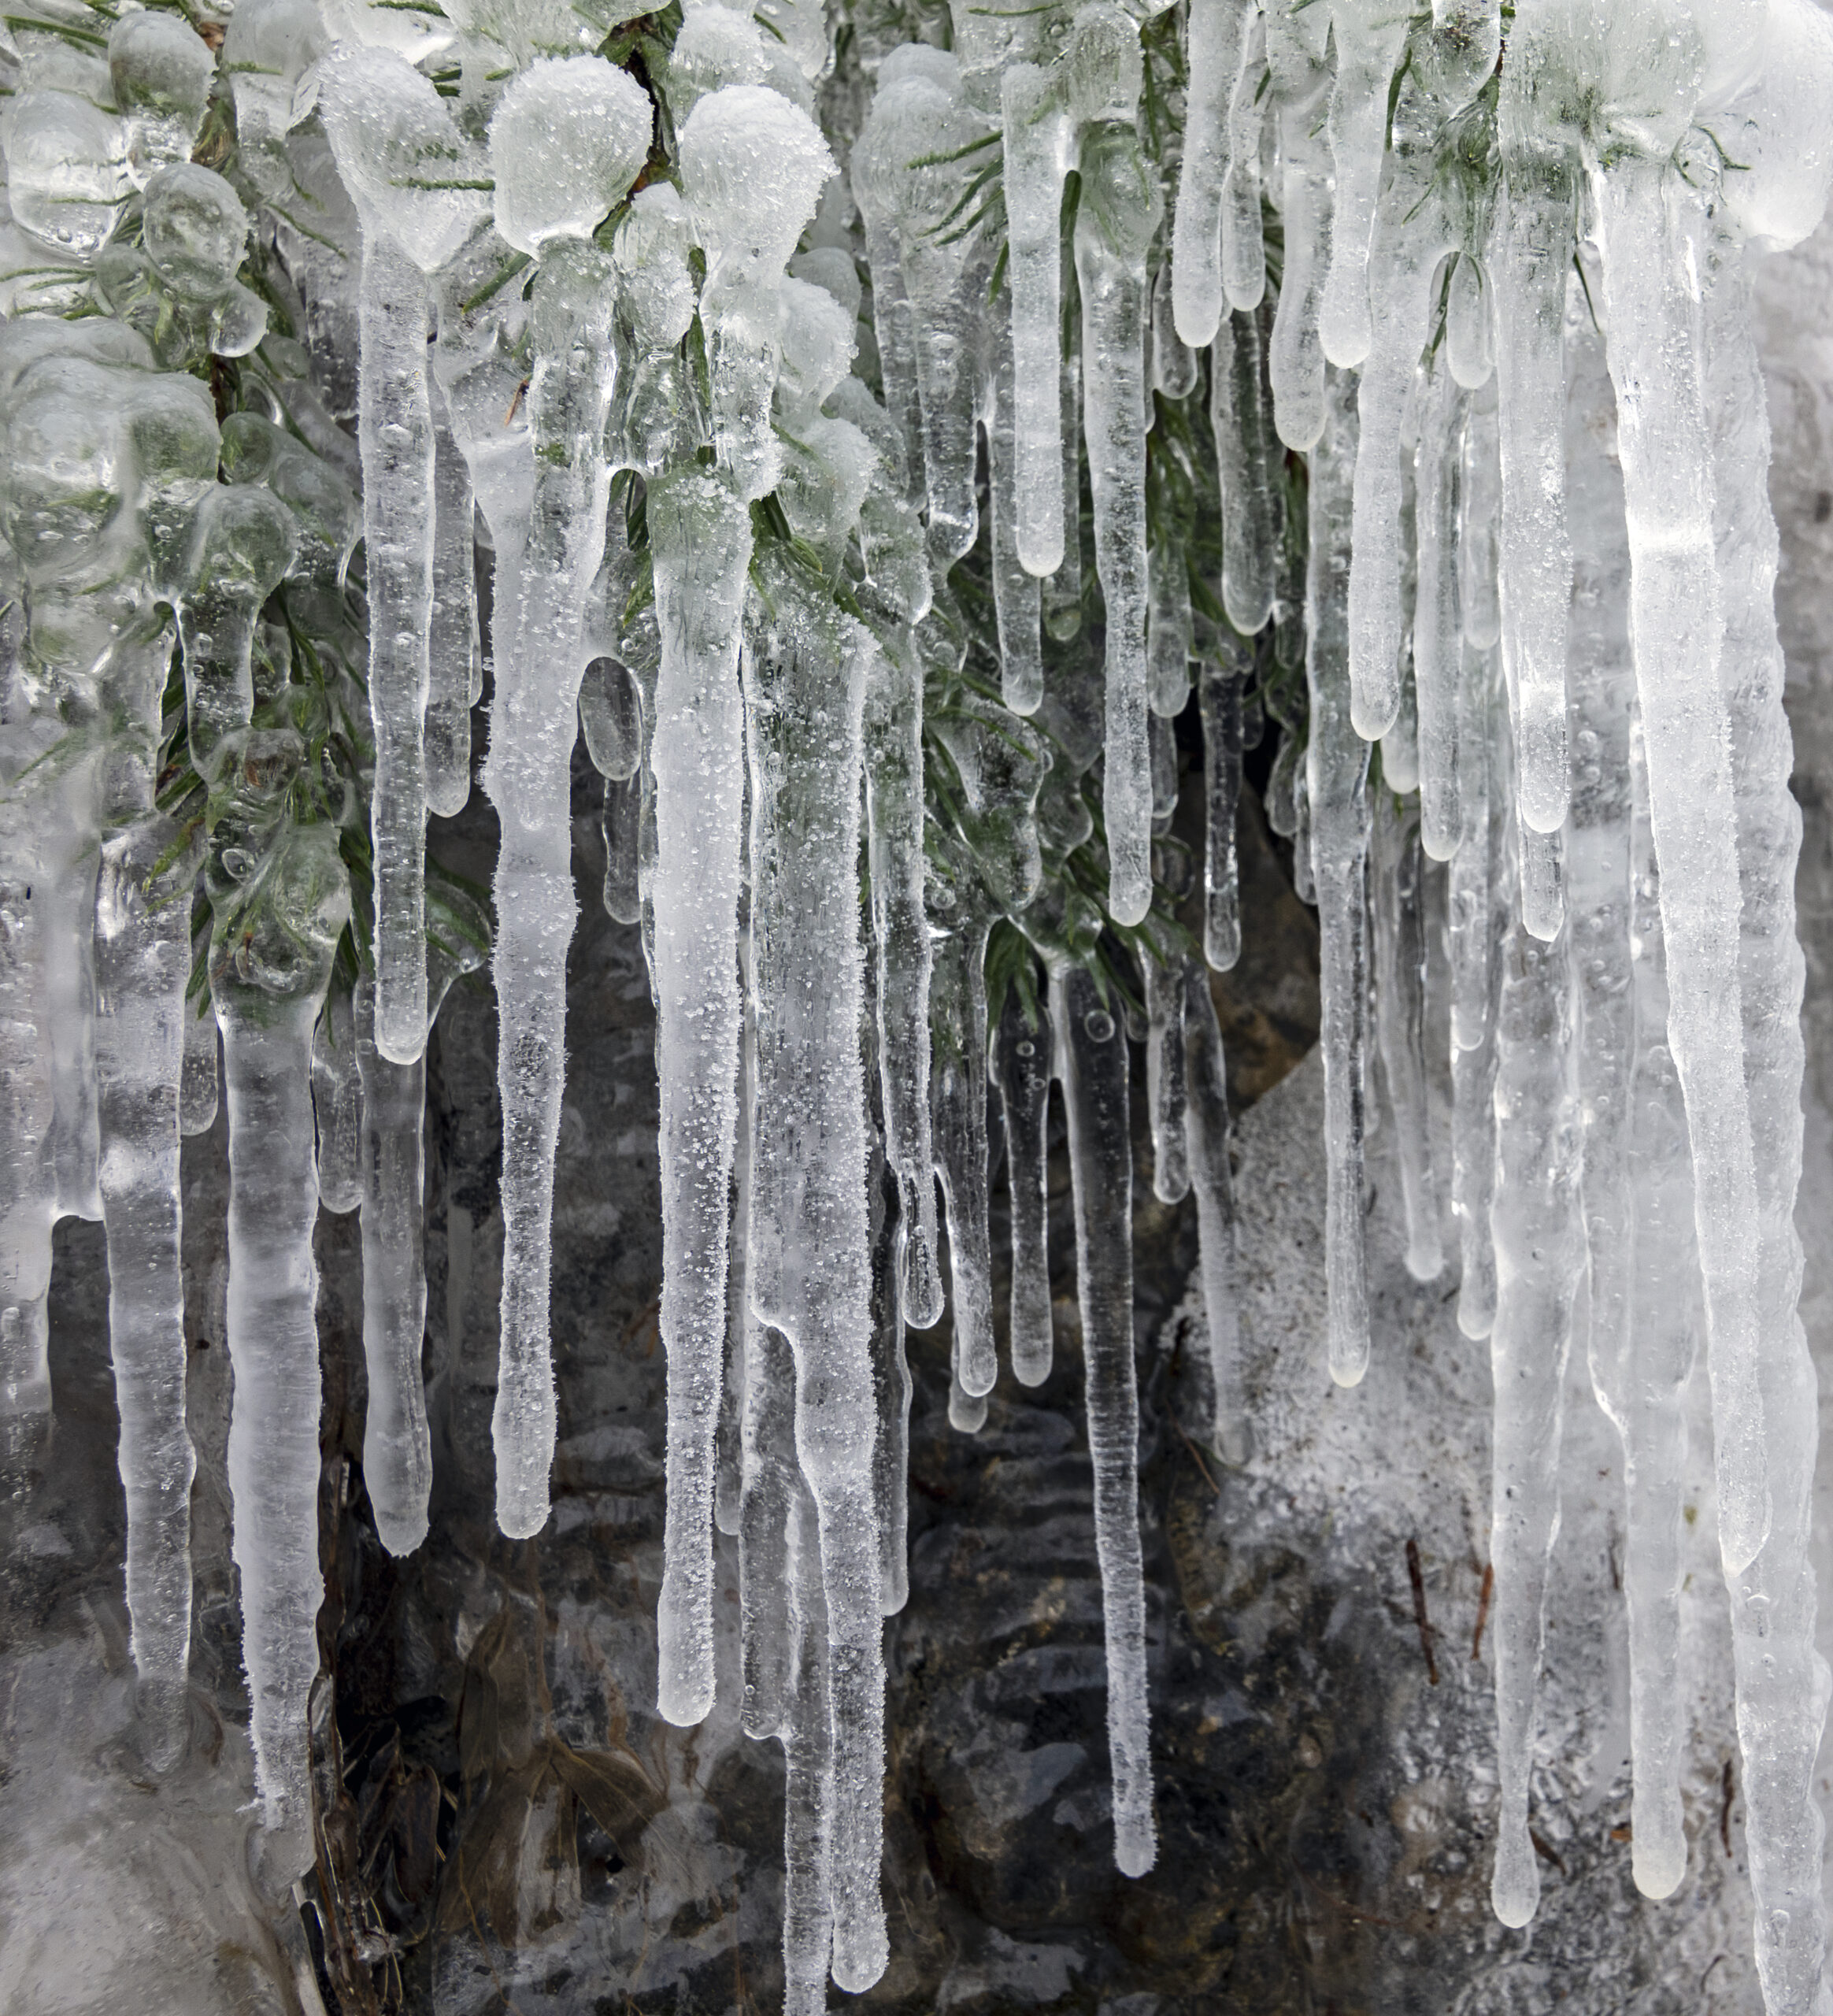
top-left (3, 0), bottom-right (1833, 2007)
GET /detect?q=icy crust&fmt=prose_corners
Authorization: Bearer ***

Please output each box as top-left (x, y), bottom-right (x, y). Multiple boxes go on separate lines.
top-left (5, 0), bottom-right (1833, 2007)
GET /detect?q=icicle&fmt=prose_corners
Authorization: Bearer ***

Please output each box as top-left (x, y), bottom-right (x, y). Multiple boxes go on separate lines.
top-left (1449, 643), bottom-right (1500, 1340)
top-left (483, 60), bottom-right (651, 1545)
top-left (354, 975), bottom-right (432, 1558)
top-left (317, 46), bottom-right (490, 1069)
top-left (864, 629), bottom-right (944, 1330)
top-left (311, 987), bottom-right (363, 1214)
top-left (868, 1160), bottom-right (912, 1615)
top-left (1001, 57), bottom-right (1076, 578)
top-left (1209, 303), bottom-right (1281, 636)
top-left (742, 552), bottom-right (886, 1992)
top-left (646, 471), bottom-right (755, 1718)
top-left (180, 988), bottom-right (220, 1138)
top-left (1182, 957), bottom-right (1248, 1464)
top-left (1371, 793), bottom-right (1443, 1282)
top-left (1413, 346), bottom-right (1464, 861)
top-left (1490, 157), bottom-right (1575, 839)
top-left (1151, 252), bottom-right (1199, 398)
top-left (1220, 13), bottom-right (1268, 313)
top-left (994, 983), bottom-right (1054, 1387)
top-left (1517, 818), bottom-right (1563, 943)
top-left (1700, 218), bottom-right (1830, 2011)
top-left (1142, 953), bottom-right (1189, 1206)
top-left (1076, 120), bottom-right (1162, 927)
top-left (780, 1478), bottom-right (837, 2016)
top-left (1306, 367), bottom-right (1372, 1385)
top-left (1171, 0), bottom-right (1257, 350)
top-left (986, 318), bottom-right (1046, 715)
top-left (1147, 542), bottom-right (1194, 721)
top-left (1445, 252), bottom-right (1493, 389)
top-left (94, 816), bottom-right (197, 1768)
top-left (1262, 0), bottom-right (1335, 450)
top-left (1198, 651), bottom-right (1244, 971)
top-left (1050, 960), bottom-right (1156, 1877)
top-left (1589, 157), bottom-right (1767, 1578)
top-left (1487, 910), bottom-right (1583, 1931)
top-left (930, 895), bottom-right (997, 1399)
top-left (425, 376), bottom-right (480, 821)
top-left (740, 1301), bottom-right (798, 1740)
top-left (1043, 313), bottom-right (1086, 641)
top-left (1458, 373), bottom-right (1502, 651)
top-left (1319, 0), bottom-right (1411, 370)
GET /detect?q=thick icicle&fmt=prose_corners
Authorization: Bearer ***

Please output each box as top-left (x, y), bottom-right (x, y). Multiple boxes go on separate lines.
top-left (1209, 303), bottom-right (1281, 636)
top-left (1699, 220), bottom-right (1830, 2013)
top-left (646, 472), bottom-right (754, 1720)
top-left (743, 553), bottom-right (887, 1992)
top-left (484, 60), bottom-right (651, 1544)
top-left (1198, 650), bottom-right (1246, 972)
top-left (1306, 368), bottom-right (1372, 1385)
top-left (94, 816), bottom-right (197, 1768)
top-left (994, 984), bottom-right (1055, 1388)
top-left (1262, 0), bottom-right (1335, 450)
top-left (1172, 0), bottom-right (1257, 350)
top-left (863, 631), bottom-right (943, 1329)
top-left (1076, 120), bottom-right (1162, 927)
top-left (1050, 960), bottom-right (1156, 1877)
top-left (180, 990), bottom-right (220, 1139)
top-left (1182, 958), bottom-right (1247, 1464)
top-left (1487, 908), bottom-right (1582, 1931)
top-left (1371, 793), bottom-right (1442, 1282)
top-left (1590, 158), bottom-right (1767, 1577)
top-left (1220, 13), bottom-right (1268, 313)
top-left (1319, 0), bottom-right (1411, 369)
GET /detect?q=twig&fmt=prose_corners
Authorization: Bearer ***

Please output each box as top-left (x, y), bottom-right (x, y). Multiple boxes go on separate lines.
top-left (1405, 1537), bottom-right (1439, 1685)
top-left (1471, 1562), bottom-right (1494, 1662)
top-left (1171, 1413), bottom-right (1220, 1496)
top-left (1720, 1757), bottom-right (1735, 1855)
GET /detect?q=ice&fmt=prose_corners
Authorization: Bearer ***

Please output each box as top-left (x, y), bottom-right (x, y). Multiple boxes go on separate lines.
top-left (1050, 962), bottom-right (1156, 1877)
top-left (1486, 909), bottom-right (1583, 1931)
top-left (1209, 303), bottom-right (1281, 636)
top-left (1306, 368), bottom-right (1372, 1385)
top-left (1370, 794), bottom-right (1442, 1283)
top-left (1262, 0), bottom-right (1335, 450)
top-left (1182, 957), bottom-right (1247, 1465)
top-left (1413, 346), bottom-right (1465, 862)
top-left (426, 377), bottom-right (480, 821)
top-left (742, 549), bottom-right (887, 1992)
top-left (1319, 0), bottom-right (1411, 370)
top-left (1198, 651), bottom-right (1245, 972)
top-left (1220, 13), bottom-right (1269, 313)
top-left (94, 816), bottom-right (198, 1770)
top-left (1142, 953), bottom-right (1189, 1206)
top-left (1171, 0), bottom-right (1257, 349)
top-left (108, 12), bottom-right (215, 190)
top-left (994, 985), bottom-right (1055, 1387)
top-left (929, 887), bottom-right (997, 1401)
top-left (646, 472), bottom-right (754, 1721)
top-left (311, 988), bottom-right (364, 1216)
top-left (1076, 120), bottom-right (1162, 927)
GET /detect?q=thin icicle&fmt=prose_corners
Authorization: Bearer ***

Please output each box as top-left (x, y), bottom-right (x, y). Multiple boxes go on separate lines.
top-left (1182, 957), bottom-right (1248, 1464)
top-left (1209, 303), bottom-right (1281, 636)
top-left (1172, 0), bottom-right (1257, 350)
top-left (1487, 910), bottom-right (1582, 1931)
top-left (1198, 651), bottom-right (1245, 971)
top-left (1450, 649), bottom-right (1500, 1340)
top-left (1050, 960), bottom-right (1156, 1877)
top-left (780, 1478), bottom-right (837, 2016)
top-left (867, 1160), bottom-right (911, 1615)
top-left (1414, 346), bottom-right (1465, 861)
top-left (1306, 367), bottom-right (1372, 1385)
top-left (986, 319), bottom-right (1045, 715)
top-left (1076, 120), bottom-right (1162, 927)
top-left (425, 376), bottom-right (479, 821)
top-left (995, 983), bottom-right (1054, 1388)
top-left (1142, 952), bottom-right (1190, 1205)
top-left (180, 990), bottom-right (219, 1138)
top-left (1371, 793), bottom-right (1443, 1282)
top-left (930, 896), bottom-right (997, 1399)
top-left (311, 987), bottom-right (363, 1215)
top-left (94, 815), bottom-right (196, 1769)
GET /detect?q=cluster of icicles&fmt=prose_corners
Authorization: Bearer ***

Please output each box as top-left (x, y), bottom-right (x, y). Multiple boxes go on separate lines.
top-left (6, 0), bottom-right (1833, 2005)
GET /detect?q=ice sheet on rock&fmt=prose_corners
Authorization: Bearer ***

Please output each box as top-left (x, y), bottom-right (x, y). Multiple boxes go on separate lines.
top-left (1050, 961), bottom-right (1156, 1877)
top-left (1076, 120), bottom-right (1162, 927)
top-left (1305, 368), bottom-right (1372, 1386)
